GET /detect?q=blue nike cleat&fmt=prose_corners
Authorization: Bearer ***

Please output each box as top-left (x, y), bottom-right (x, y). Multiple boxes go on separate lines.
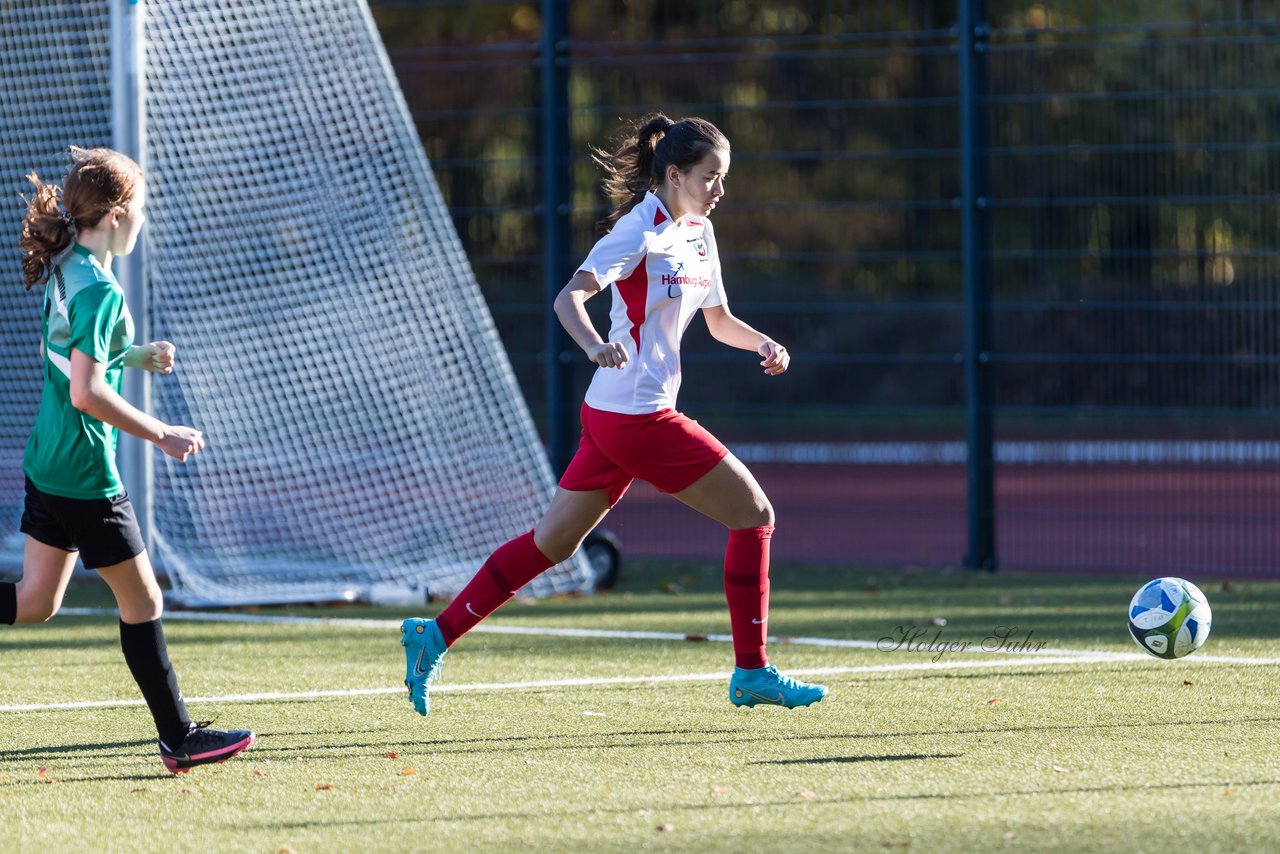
top-left (729, 665), bottom-right (828, 709)
top-left (401, 617), bottom-right (447, 717)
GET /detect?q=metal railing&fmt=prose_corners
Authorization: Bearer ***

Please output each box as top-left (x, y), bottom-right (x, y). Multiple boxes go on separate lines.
top-left (370, 0), bottom-right (1280, 576)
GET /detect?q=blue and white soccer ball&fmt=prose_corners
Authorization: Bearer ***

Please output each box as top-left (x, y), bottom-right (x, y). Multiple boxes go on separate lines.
top-left (1127, 577), bottom-right (1212, 660)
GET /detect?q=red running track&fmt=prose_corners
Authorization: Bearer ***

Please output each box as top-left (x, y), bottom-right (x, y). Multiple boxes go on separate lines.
top-left (600, 463), bottom-right (1280, 578)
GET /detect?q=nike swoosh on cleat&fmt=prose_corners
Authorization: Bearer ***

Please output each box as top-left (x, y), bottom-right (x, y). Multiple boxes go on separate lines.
top-left (743, 688), bottom-right (785, 705)
top-left (413, 646), bottom-right (431, 676)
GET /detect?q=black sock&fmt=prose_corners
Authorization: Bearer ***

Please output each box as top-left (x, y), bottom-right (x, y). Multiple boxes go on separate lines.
top-left (119, 619), bottom-right (192, 748)
top-left (0, 582), bottom-right (15, 625)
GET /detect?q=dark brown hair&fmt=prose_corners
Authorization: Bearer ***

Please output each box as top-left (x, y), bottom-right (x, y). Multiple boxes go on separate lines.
top-left (591, 114), bottom-right (729, 232)
top-left (19, 146), bottom-right (143, 288)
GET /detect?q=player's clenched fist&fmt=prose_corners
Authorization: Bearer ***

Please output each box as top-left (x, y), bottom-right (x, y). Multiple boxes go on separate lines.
top-left (588, 341), bottom-right (629, 369)
top-left (159, 425), bottom-right (205, 462)
top-left (758, 340), bottom-right (790, 376)
top-left (140, 340), bottom-right (176, 374)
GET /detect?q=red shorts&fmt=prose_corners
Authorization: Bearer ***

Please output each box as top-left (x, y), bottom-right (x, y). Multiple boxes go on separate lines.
top-left (558, 404), bottom-right (729, 507)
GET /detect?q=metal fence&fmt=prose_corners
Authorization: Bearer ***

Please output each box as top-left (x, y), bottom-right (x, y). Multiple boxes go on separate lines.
top-left (370, 0), bottom-right (1280, 577)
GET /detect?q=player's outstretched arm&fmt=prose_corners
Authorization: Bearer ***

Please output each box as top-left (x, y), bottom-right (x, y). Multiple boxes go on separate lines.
top-left (69, 348), bottom-right (205, 461)
top-left (702, 304), bottom-right (789, 376)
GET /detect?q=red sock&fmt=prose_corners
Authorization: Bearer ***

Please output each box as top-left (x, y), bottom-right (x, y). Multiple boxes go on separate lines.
top-left (724, 525), bottom-right (773, 669)
top-left (436, 530), bottom-right (554, 646)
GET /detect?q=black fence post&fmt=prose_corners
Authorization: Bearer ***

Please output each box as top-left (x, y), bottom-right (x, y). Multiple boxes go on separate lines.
top-left (959, 0), bottom-right (996, 571)
top-left (541, 0), bottom-right (574, 475)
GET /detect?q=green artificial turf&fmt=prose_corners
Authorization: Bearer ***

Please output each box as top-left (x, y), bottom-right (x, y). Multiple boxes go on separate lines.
top-left (1, 562), bottom-right (1277, 853)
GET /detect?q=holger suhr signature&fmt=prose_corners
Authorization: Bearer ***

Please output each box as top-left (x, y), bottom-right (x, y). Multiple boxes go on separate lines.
top-left (877, 625), bottom-right (1048, 663)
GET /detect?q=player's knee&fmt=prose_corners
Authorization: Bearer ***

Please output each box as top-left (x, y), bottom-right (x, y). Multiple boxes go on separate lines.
top-left (536, 535), bottom-right (580, 565)
top-left (140, 594), bottom-right (164, 623)
top-left (742, 495), bottom-right (774, 528)
top-left (13, 580), bottom-right (62, 623)
top-left (15, 599), bottom-right (59, 624)
top-left (117, 587), bottom-right (164, 624)
top-left (533, 522), bottom-right (592, 565)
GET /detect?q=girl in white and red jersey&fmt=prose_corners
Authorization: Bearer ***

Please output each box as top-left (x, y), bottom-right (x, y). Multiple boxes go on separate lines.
top-left (401, 115), bottom-right (827, 715)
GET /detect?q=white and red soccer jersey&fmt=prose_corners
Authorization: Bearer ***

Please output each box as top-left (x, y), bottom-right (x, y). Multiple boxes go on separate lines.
top-left (577, 192), bottom-right (727, 415)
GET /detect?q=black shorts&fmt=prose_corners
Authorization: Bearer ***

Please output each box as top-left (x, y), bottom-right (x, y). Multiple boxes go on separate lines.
top-left (19, 477), bottom-right (146, 570)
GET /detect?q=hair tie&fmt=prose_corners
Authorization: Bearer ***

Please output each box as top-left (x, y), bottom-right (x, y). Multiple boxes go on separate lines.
top-left (58, 209), bottom-right (76, 229)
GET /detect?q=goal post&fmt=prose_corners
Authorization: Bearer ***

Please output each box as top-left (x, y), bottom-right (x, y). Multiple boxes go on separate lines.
top-left (0, 0), bottom-right (593, 604)
top-left (111, 0), bottom-right (153, 561)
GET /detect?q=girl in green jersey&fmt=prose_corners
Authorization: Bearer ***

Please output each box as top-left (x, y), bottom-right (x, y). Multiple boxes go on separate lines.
top-left (7, 147), bottom-right (253, 773)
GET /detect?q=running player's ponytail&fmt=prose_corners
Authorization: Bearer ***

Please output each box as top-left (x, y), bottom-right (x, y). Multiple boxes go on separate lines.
top-left (18, 178), bottom-right (68, 289)
top-left (19, 146), bottom-right (143, 288)
top-left (592, 113), bottom-right (730, 233)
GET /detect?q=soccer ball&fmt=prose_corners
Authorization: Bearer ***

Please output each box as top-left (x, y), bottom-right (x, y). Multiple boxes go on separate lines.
top-left (1127, 577), bottom-right (1212, 659)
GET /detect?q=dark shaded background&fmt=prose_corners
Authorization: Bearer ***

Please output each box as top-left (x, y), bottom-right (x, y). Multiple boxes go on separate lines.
top-left (369, 1), bottom-right (1279, 575)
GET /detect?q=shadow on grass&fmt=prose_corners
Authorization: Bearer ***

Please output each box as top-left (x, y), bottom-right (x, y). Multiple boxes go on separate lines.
top-left (0, 771), bottom-right (169, 786)
top-left (0, 635), bottom-right (141, 653)
top-left (755, 752), bottom-right (963, 765)
top-left (881, 664), bottom-right (1145, 681)
top-left (262, 727), bottom-right (737, 745)
top-left (12, 710), bottom-right (1274, 767)
top-left (236, 777), bottom-right (1280, 831)
top-left (241, 727), bottom-right (748, 758)
top-left (231, 713), bottom-right (1280, 760)
top-left (1, 738), bottom-right (153, 759)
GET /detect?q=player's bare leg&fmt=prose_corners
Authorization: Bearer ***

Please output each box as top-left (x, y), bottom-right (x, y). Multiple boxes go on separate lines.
top-left (532, 487), bottom-right (613, 563)
top-left (12, 537), bottom-right (78, 623)
top-left (672, 453), bottom-right (773, 530)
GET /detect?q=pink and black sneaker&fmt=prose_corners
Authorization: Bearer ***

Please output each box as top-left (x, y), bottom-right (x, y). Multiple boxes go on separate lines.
top-left (159, 721), bottom-right (255, 774)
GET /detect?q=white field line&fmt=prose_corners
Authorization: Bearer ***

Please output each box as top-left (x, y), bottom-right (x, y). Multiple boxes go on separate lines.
top-left (55, 608), bottom-right (1280, 665)
top-left (3, 609), bottom-right (1276, 713)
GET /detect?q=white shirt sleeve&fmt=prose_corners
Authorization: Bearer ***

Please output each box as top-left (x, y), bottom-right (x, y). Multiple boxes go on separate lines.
top-left (576, 212), bottom-right (651, 289)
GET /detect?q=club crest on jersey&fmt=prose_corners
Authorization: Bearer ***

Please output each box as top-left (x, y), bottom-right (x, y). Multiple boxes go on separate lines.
top-left (689, 237), bottom-right (707, 257)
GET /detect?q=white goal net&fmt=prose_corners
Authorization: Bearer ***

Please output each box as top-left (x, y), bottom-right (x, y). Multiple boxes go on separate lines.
top-left (0, 2), bottom-right (114, 575)
top-left (0, 0), bottom-right (591, 605)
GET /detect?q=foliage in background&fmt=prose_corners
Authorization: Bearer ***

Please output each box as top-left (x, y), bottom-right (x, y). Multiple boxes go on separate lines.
top-left (371, 1), bottom-right (1279, 433)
